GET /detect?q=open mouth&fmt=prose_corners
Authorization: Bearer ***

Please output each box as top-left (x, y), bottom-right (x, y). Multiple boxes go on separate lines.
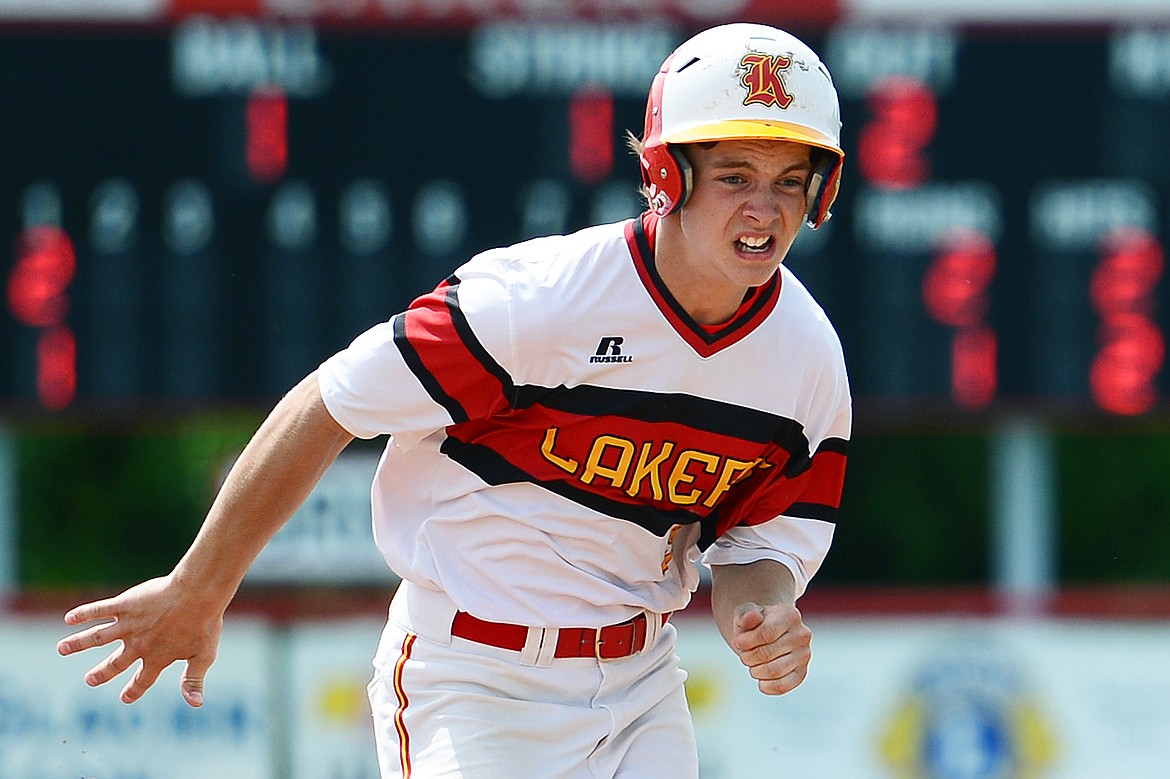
top-left (736, 235), bottom-right (773, 253)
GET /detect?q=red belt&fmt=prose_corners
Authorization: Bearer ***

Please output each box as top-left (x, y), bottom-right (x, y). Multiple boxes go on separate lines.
top-left (451, 611), bottom-right (670, 661)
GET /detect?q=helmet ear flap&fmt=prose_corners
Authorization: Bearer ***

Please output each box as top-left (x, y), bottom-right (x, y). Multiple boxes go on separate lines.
top-left (805, 155), bottom-right (843, 229)
top-left (640, 143), bottom-right (693, 217)
top-left (639, 54), bottom-right (693, 217)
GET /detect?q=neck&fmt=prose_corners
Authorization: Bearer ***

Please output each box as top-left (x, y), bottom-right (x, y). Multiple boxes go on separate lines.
top-left (653, 218), bottom-right (748, 326)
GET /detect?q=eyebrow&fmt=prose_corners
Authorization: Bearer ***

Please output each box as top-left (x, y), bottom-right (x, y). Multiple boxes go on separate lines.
top-left (708, 157), bottom-right (813, 172)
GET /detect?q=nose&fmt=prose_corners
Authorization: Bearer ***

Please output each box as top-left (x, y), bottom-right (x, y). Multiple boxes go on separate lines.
top-left (740, 187), bottom-right (783, 225)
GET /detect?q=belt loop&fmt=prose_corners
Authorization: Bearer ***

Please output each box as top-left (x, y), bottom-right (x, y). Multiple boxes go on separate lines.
top-left (643, 611), bottom-right (662, 651)
top-left (518, 627), bottom-right (559, 668)
top-left (534, 627), bottom-right (559, 667)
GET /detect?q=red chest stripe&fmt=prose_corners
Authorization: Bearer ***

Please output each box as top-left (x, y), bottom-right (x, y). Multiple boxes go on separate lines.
top-left (711, 442), bottom-right (847, 539)
top-left (443, 400), bottom-right (847, 543)
top-left (396, 268), bottom-right (846, 543)
top-left (394, 276), bottom-right (515, 423)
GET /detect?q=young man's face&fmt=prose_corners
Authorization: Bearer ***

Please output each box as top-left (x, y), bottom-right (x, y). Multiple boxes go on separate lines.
top-left (674, 138), bottom-right (814, 294)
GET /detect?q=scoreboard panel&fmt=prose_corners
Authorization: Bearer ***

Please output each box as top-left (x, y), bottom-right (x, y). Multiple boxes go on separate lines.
top-left (2, 20), bottom-right (1167, 416)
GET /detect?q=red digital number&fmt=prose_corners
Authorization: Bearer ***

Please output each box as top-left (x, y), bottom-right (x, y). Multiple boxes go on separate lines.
top-left (923, 229), bottom-right (998, 408)
top-left (6, 225), bottom-right (78, 409)
top-left (37, 325), bottom-right (77, 411)
top-left (247, 88), bottom-right (289, 184)
top-left (1089, 228), bottom-right (1164, 415)
top-left (569, 87), bottom-right (614, 185)
top-left (858, 76), bottom-right (938, 190)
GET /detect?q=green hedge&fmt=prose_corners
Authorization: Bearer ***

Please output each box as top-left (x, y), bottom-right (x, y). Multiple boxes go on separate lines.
top-left (823, 433), bottom-right (990, 584)
top-left (13, 414), bottom-right (257, 588)
top-left (8, 415), bottom-right (1170, 588)
top-left (1057, 431), bottom-right (1170, 582)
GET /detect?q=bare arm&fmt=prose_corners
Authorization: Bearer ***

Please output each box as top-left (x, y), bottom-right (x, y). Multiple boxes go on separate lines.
top-left (57, 371), bottom-right (355, 706)
top-left (172, 370), bottom-right (355, 600)
top-left (710, 559), bottom-right (812, 696)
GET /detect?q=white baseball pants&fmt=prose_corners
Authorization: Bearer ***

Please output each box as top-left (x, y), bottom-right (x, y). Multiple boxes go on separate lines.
top-left (367, 582), bottom-right (699, 778)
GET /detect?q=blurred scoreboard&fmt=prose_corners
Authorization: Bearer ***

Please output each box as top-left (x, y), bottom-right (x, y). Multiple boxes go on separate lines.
top-left (1, 19), bottom-right (1168, 417)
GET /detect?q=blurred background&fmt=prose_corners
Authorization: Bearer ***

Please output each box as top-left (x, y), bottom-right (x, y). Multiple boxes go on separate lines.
top-left (2, 0), bottom-right (1169, 777)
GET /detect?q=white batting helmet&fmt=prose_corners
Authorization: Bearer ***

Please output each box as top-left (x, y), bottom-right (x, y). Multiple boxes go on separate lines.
top-left (639, 23), bottom-right (844, 228)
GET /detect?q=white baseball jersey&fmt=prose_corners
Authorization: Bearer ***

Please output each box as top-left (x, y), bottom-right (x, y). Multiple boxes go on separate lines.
top-left (318, 212), bottom-right (851, 628)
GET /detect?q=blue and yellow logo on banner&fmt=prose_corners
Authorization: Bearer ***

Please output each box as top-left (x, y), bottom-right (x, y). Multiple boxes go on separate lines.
top-left (880, 644), bottom-right (1057, 779)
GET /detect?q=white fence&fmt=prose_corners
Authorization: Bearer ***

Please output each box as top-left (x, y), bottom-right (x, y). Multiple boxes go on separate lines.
top-left (6, 607), bottom-right (1170, 778)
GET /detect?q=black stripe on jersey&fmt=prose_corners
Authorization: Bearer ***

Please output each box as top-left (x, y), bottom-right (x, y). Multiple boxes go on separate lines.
top-left (631, 217), bottom-right (779, 346)
top-left (631, 211), bottom-right (654, 259)
top-left (817, 437), bottom-right (849, 455)
top-left (440, 434), bottom-right (699, 537)
top-left (512, 382), bottom-right (813, 471)
top-left (445, 275), bottom-right (518, 404)
top-left (698, 515), bottom-right (720, 551)
top-left (394, 276), bottom-right (519, 423)
top-left (784, 502), bottom-right (838, 522)
top-left (777, 436), bottom-right (848, 482)
top-left (393, 312), bottom-right (469, 423)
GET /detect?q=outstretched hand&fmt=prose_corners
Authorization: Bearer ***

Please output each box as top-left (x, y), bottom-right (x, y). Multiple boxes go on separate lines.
top-left (729, 601), bottom-right (812, 696)
top-left (57, 574), bottom-right (224, 707)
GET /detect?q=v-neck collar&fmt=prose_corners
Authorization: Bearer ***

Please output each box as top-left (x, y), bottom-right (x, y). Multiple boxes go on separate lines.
top-left (625, 212), bottom-right (781, 358)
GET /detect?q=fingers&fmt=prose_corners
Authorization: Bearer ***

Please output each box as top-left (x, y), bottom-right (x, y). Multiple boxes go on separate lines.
top-left (57, 620), bottom-right (119, 656)
top-left (731, 601), bottom-right (792, 654)
top-left (57, 578), bottom-right (221, 707)
top-left (81, 642), bottom-right (137, 687)
top-left (733, 602), bottom-right (764, 634)
top-left (181, 675), bottom-right (206, 708)
top-left (740, 637), bottom-right (811, 696)
top-left (121, 660), bottom-right (167, 705)
top-left (732, 603), bottom-right (813, 696)
top-left (734, 601), bottom-right (804, 644)
top-left (180, 652), bottom-right (216, 708)
top-left (63, 597), bottom-right (121, 627)
top-left (59, 596), bottom-right (128, 656)
top-left (58, 602), bottom-right (142, 694)
top-left (76, 649), bottom-right (212, 707)
top-left (753, 662), bottom-right (809, 696)
top-left (67, 644), bottom-right (211, 707)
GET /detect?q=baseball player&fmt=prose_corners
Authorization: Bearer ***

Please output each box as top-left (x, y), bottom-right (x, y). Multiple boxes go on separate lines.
top-left (58, 23), bottom-right (850, 777)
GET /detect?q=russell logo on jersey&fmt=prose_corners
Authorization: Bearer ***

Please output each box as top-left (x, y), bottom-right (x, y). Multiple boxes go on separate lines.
top-left (590, 336), bottom-right (634, 364)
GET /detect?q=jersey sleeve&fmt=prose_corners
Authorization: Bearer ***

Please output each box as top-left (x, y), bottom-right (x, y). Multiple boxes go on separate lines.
top-left (318, 257), bottom-right (518, 447)
top-left (700, 336), bottom-right (852, 598)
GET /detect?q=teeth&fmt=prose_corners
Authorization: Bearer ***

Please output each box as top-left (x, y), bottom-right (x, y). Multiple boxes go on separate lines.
top-left (739, 235), bottom-right (770, 249)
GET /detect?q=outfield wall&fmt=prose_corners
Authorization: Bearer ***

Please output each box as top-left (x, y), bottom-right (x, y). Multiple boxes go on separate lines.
top-left (6, 592), bottom-right (1169, 778)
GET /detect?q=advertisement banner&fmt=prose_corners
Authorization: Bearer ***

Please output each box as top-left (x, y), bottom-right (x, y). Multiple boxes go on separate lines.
top-left (675, 616), bottom-right (1170, 778)
top-left (2, 617), bottom-right (274, 779)
top-left (281, 618), bottom-right (386, 779)
top-left (8, 611), bottom-right (1170, 777)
